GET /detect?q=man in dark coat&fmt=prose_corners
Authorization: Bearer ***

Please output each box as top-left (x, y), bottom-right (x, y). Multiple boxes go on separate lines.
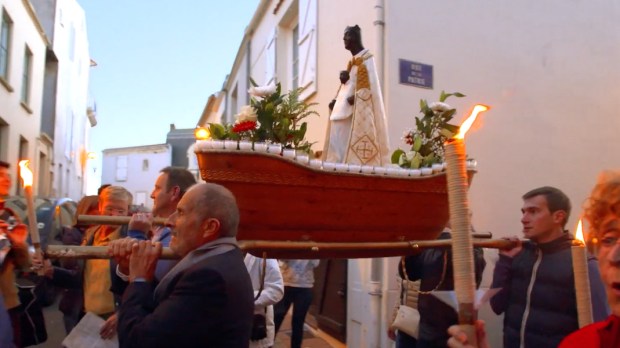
top-left (114, 182), bottom-right (254, 348)
top-left (490, 186), bottom-right (609, 348)
top-left (391, 226), bottom-right (486, 348)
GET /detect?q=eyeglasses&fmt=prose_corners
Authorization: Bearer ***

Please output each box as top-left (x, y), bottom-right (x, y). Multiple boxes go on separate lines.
top-left (600, 236), bottom-right (619, 247)
top-left (102, 206), bottom-right (128, 215)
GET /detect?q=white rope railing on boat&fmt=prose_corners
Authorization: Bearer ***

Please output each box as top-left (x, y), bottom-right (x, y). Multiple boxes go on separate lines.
top-left (194, 140), bottom-right (477, 178)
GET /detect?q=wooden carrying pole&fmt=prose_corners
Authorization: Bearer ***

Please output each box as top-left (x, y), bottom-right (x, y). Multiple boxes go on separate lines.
top-left (45, 238), bottom-right (518, 260)
top-left (46, 245), bottom-right (179, 260)
top-left (77, 215), bottom-right (168, 226)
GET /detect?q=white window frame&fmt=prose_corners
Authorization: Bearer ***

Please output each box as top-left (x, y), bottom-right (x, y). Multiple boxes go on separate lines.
top-left (297, 0), bottom-right (317, 100)
top-left (0, 9), bottom-right (12, 84)
top-left (21, 45), bottom-right (32, 105)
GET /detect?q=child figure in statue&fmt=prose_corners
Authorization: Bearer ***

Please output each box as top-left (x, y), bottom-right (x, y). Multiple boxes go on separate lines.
top-left (328, 70), bottom-right (353, 118)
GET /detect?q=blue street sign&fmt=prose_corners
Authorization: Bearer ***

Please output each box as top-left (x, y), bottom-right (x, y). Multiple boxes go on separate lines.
top-left (399, 59), bottom-right (433, 89)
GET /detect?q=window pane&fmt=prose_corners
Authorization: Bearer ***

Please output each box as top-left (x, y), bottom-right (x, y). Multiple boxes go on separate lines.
top-left (292, 25), bottom-right (299, 90)
top-left (135, 192), bottom-right (147, 207)
top-left (117, 156), bottom-right (128, 167)
top-left (21, 47), bottom-right (32, 103)
top-left (0, 12), bottom-right (11, 79)
top-left (116, 167), bottom-right (127, 181)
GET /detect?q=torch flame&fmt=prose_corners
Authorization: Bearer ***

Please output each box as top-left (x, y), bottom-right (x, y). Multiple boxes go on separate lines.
top-left (455, 104), bottom-right (490, 139)
top-left (575, 219), bottom-right (585, 243)
top-left (18, 160), bottom-right (33, 188)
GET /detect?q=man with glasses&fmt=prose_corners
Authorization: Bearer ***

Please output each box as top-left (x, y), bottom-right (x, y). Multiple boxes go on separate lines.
top-left (560, 171), bottom-right (620, 347)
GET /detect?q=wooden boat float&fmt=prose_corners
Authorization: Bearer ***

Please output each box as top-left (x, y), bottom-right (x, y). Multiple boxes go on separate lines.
top-left (195, 147), bottom-right (475, 259)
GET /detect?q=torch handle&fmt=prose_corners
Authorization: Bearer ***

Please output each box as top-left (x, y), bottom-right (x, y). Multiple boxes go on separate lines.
top-left (23, 187), bottom-right (41, 252)
top-left (571, 242), bottom-right (593, 327)
top-left (445, 139), bottom-right (477, 345)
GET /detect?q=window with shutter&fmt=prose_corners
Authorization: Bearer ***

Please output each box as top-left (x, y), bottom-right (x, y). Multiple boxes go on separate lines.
top-left (0, 10), bottom-right (11, 81)
top-left (265, 29), bottom-right (277, 85)
top-left (297, 0), bottom-right (317, 100)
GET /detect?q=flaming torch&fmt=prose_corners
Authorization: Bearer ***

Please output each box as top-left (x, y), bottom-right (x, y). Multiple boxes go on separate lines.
top-left (18, 160), bottom-right (41, 255)
top-left (444, 104), bottom-right (489, 346)
top-left (572, 219), bottom-right (593, 328)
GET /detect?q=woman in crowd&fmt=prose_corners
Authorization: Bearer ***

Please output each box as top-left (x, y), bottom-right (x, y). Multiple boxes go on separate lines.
top-left (34, 186), bottom-right (131, 340)
top-left (274, 259), bottom-right (320, 348)
top-left (57, 195), bottom-right (99, 333)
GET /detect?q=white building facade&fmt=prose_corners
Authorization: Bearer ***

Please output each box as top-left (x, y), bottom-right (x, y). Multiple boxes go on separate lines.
top-left (31, 0), bottom-right (93, 200)
top-left (0, 0), bottom-right (93, 200)
top-left (0, 0), bottom-right (47, 196)
top-left (203, 0), bottom-right (620, 347)
top-left (101, 144), bottom-right (172, 210)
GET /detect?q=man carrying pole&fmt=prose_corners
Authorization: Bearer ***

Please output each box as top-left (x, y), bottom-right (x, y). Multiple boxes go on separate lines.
top-left (109, 166), bottom-right (196, 285)
top-left (489, 187), bottom-right (609, 348)
top-left (112, 182), bottom-right (254, 347)
top-left (0, 160), bottom-right (30, 347)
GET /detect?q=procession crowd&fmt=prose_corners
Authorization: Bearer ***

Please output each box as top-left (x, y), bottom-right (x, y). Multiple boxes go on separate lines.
top-left (0, 162), bottom-right (318, 348)
top-left (391, 182), bottom-right (618, 348)
top-left (2, 22), bottom-right (620, 348)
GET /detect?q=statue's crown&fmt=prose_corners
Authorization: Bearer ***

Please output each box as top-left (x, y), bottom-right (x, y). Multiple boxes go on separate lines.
top-left (345, 25), bottom-right (361, 35)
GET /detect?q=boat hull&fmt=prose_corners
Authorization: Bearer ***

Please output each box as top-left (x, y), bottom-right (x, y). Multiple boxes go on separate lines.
top-left (196, 150), bottom-right (474, 258)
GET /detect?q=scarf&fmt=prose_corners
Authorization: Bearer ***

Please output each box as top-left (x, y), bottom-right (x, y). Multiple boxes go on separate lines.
top-left (153, 236), bottom-right (238, 303)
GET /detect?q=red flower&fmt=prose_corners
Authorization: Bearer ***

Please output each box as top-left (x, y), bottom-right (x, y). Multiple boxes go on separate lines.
top-left (404, 133), bottom-right (414, 145)
top-left (232, 121), bottom-right (257, 133)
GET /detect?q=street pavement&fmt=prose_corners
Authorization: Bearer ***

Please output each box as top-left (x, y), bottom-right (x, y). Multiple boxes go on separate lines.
top-left (273, 312), bottom-right (342, 348)
top-left (33, 297), bottom-right (64, 347)
top-left (33, 299), bottom-right (341, 348)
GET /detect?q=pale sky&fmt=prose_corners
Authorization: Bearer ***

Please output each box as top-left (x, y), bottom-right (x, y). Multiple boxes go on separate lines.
top-left (79, 0), bottom-right (259, 156)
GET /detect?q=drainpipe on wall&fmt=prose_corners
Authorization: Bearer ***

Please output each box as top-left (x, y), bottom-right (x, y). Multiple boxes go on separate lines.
top-left (370, 2), bottom-right (386, 347)
top-left (369, 260), bottom-right (383, 348)
top-left (374, 0), bottom-right (386, 90)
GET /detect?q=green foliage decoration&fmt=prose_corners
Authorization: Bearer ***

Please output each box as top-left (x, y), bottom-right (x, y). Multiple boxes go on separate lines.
top-left (207, 79), bottom-right (318, 153)
top-left (391, 91), bottom-right (465, 168)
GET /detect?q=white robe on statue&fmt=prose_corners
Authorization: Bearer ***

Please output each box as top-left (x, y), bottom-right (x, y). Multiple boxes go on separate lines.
top-left (323, 48), bottom-right (390, 165)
